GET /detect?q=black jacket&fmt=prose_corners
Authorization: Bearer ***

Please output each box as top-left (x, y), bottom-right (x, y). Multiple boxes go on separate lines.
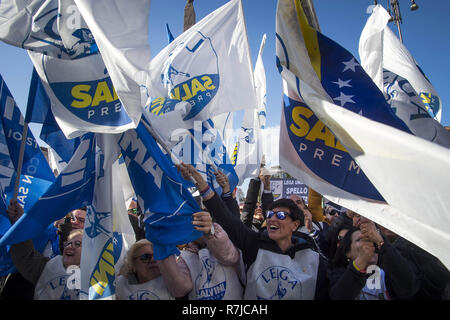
top-left (328, 240), bottom-right (420, 300)
top-left (204, 192), bottom-right (329, 300)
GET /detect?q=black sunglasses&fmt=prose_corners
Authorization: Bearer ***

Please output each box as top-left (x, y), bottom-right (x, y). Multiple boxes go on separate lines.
top-left (135, 253), bottom-right (153, 262)
top-left (266, 210), bottom-right (290, 220)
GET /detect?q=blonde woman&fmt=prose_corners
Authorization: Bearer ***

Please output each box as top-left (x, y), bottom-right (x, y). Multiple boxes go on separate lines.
top-left (116, 239), bottom-right (192, 300)
top-left (8, 200), bottom-right (83, 300)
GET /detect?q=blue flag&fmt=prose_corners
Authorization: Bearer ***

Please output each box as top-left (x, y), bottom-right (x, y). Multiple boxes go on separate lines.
top-left (0, 133), bottom-right (96, 247)
top-left (0, 73), bottom-right (58, 276)
top-left (25, 68), bottom-right (80, 163)
top-left (145, 99), bottom-right (238, 196)
top-left (166, 23), bottom-right (175, 44)
top-left (173, 119), bottom-right (238, 195)
top-left (118, 119), bottom-right (202, 260)
top-left (276, 0), bottom-right (411, 202)
top-left (0, 73), bottom-right (55, 212)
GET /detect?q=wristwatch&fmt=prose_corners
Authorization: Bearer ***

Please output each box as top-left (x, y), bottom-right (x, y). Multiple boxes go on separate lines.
top-left (206, 223), bottom-right (215, 237)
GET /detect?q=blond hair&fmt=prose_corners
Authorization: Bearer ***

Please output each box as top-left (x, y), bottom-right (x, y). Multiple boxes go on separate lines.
top-left (118, 239), bottom-right (152, 276)
top-left (67, 229), bottom-right (83, 240)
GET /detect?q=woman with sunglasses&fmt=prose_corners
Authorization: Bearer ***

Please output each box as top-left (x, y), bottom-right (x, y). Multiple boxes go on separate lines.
top-left (8, 200), bottom-right (83, 300)
top-left (116, 239), bottom-right (192, 300)
top-left (176, 163), bottom-right (329, 300)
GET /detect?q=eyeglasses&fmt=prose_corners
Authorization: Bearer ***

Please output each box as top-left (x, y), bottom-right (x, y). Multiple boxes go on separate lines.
top-left (266, 210), bottom-right (290, 220)
top-left (63, 240), bottom-right (82, 249)
top-left (134, 253), bottom-right (153, 262)
top-left (71, 214), bottom-right (85, 224)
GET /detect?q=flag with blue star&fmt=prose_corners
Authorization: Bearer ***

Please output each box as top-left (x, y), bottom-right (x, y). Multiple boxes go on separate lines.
top-left (276, 0), bottom-right (410, 203)
top-left (316, 33), bottom-right (410, 132)
top-left (276, 0), bottom-right (450, 271)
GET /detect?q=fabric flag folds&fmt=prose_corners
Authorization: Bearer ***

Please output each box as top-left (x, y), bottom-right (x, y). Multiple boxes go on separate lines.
top-left (359, 5), bottom-right (442, 122)
top-left (0, 133), bottom-right (96, 247)
top-left (118, 118), bottom-right (203, 260)
top-left (276, 0), bottom-right (450, 269)
top-left (0, 74), bottom-right (55, 211)
top-left (27, 68), bottom-right (81, 165)
top-left (147, 0), bottom-right (256, 122)
top-left (0, 0), bottom-right (141, 138)
top-left (0, 74), bottom-right (56, 276)
top-left (80, 134), bottom-right (135, 300)
top-left (143, 100), bottom-right (239, 197)
top-left (0, 0), bottom-right (97, 59)
top-left (234, 34), bottom-right (267, 185)
top-left (74, 0), bottom-right (152, 133)
top-left (359, 4), bottom-right (450, 148)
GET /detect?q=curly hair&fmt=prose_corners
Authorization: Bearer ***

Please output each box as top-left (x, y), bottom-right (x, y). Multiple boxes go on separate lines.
top-left (118, 239), bottom-right (152, 276)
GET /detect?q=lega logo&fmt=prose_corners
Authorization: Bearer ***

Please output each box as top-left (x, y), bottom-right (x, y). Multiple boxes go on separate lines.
top-left (41, 275), bottom-right (80, 300)
top-left (419, 92), bottom-right (440, 118)
top-left (160, 31), bottom-right (220, 120)
top-left (128, 290), bottom-right (161, 300)
top-left (256, 266), bottom-right (302, 300)
top-left (195, 255), bottom-right (227, 300)
top-left (30, 6), bottom-right (98, 59)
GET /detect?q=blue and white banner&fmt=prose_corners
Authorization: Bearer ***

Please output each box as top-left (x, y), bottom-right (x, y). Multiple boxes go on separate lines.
top-left (170, 119), bottom-right (239, 195)
top-left (147, 0), bottom-right (256, 122)
top-left (0, 133), bottom-right (96, 247)
top-left (0, 0), bottom-right (141, 138)
top-left (0, 74), bottom-right (56, 276)
top-left (74, 0), bottom-right (151, 135)
top-left (118, 120), bottom-right (203, 260)
top-left (359, 5), bottom-right (450, 148)
top-left (382, 70), bottom-right (450, 148)
top-left (29, 51), bottom-right (137, 139)
top-left (277, 0), bottom-right (409, 202)
top-left (0, 0), bottom-right (97, 59)
top-left (80, 134), bottom-right (135, 300)
top-left (143, 98), bottom-right (239, 196)
top-left (359, 4), bottom-right (443, 122)
top-left (26, 68), bottom-right (81, 165)
top-left (276, 0), bottom-right (450, 269)
top-left (0, 74), bottom-right (55, 211)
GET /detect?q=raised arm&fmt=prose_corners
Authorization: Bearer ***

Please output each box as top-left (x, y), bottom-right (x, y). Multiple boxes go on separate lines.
top-left (7, 200), bottom-right (48, 285)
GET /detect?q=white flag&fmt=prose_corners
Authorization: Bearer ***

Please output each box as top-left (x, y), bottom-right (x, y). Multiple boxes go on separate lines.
top-left (234, 34), bottom-right (267, 185)
top-left (0, 0), bottom-right (142, 138)
top-left (148, 0), bottom-right (257, 122)
top-left (80, 134), bottom-right (134, 300)
top-left (74, 0), bottom-right (152, 130)
top-left (359, 4), bottom-right (443, 122)
top-left (29, 50), bottom-right (138, 139)
top-left (0, 0), bottom-right (96, 59)
top-left (277, 0), bottom-right (450, 269)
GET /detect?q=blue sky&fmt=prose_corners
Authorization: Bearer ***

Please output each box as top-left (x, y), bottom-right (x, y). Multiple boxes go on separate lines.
top-left (0, 0), bottom-right (449, 153)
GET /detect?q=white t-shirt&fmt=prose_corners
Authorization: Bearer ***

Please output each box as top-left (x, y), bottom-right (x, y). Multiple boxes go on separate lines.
top-left (116, 274), bottom-right (174, 300)
top-left (34, 255), bottom-right (80, 300)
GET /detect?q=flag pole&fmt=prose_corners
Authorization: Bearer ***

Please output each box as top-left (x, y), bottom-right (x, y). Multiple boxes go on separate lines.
top-left (13, 69), bottom-right (39, 201)
top-left (12, 123), bottom-right (29, 201)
